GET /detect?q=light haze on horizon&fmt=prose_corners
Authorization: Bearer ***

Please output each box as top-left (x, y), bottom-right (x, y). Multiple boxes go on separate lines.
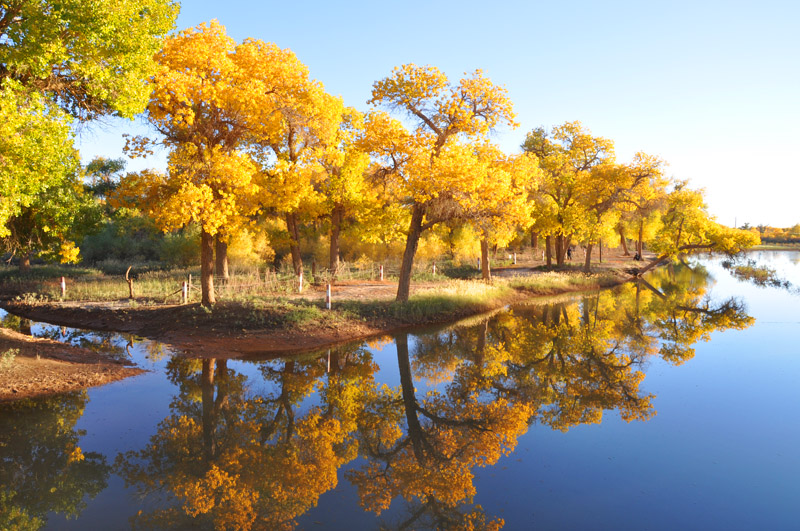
top-left (77, 0), bottom-right (800, 228)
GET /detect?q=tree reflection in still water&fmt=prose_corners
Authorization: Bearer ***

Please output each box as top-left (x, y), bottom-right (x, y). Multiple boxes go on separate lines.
top-left (0, 392), bottom-right (111, 530)
top-left (114, 262), bottom-right (752, 529)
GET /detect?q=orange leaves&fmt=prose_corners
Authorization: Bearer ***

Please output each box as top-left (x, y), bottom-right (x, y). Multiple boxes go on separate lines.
top-left (149, 20), bottom-right (239, 134)
top-left (366, 64), bottom-right (523, 224)
top-left (369, 64), bottom-right (449, 110)
top-left (369, 64), bottom-right (515, 139)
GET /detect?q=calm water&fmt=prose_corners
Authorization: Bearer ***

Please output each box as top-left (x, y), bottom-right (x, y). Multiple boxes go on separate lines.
top-left (1, 252), bottom-right (799, 530)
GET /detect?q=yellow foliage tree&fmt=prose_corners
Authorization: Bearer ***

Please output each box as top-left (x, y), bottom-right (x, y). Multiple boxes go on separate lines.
top-left (237, 40), bottom-right (342, 276)
top-left (118, 21), bottom-right (261, 305)
top-left (521, 121), bottom-right (615, 265)
top-left (365, 64), bottom-right (518, 301)
top-left (637, 181), bottom-right (760, 275)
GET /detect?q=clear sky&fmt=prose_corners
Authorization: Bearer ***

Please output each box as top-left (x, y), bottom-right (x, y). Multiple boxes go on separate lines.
top-left (77, 0), bottom-right (800, 227)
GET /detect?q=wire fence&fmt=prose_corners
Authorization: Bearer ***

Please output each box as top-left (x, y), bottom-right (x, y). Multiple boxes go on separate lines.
top-left (8, 260), bottom-right (419, 303)
top-left (4, 249), bottom-right (546, 303)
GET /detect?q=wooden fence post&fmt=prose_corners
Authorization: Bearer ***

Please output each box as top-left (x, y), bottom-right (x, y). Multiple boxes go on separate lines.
top-left (432, 262), bottom-right (436, 276)
top-left (380, 264), bottom-right (384, 281)
top-left (60, 276), bottom-right (66, 299)
top-left (298, 271), bottom-right (303, 293)
top-left (125, 266), bottom-right (134, 299)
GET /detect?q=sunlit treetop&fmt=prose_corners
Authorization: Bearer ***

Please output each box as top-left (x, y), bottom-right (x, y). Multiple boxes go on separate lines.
top-left (0, 0), bottom-right (178, 121)
top-left (369, 64), bottom-right (517, 148)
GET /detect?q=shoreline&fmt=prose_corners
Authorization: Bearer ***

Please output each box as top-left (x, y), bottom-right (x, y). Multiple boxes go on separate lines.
top-left (0, 269), bottom-right (632, 359)
top-left (0, 262), bottom-right (645, 403)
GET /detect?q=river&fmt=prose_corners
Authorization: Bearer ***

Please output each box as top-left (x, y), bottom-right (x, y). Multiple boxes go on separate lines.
top-left (1, 251), bottom-right (799, 530)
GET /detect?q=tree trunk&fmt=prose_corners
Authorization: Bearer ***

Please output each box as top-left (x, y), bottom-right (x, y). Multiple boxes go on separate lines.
top-left (554, 234), bottom-right (564, 266)
top-left (584, 243), bottom-right (594, 272)
top-left (202, 358), bottom-right (216, 462)
top-left (200, 229), bottom-right (216, 306)
top-left (530, 230), bottom-right (538, 250)
top-left (555, 235), bottom-right (564, 266)
top-left (480, 236), bottom-right (491, 281)
top-left (599, 238), bottom-right (603, 263)
top-left (475, 320), bottom-right (488, 366)
top-left (620, 228), bottom-right (630, 256)
top-left (285, 212), bottom-right (303, 276)
top-left (329, 204), bottom-right (342, 279)
top-left (215, 236), bottom-right (229, 283)
top-left (545, 235), bottom-right (553, 267)
top-left (397, 332), bottom-right (426, 463)
top-left (638, 221), bottom-right (644, 255)
top-left (396, 204), bottom-right (424, 302)
top-left (19, 252), bottom-right (31, 273)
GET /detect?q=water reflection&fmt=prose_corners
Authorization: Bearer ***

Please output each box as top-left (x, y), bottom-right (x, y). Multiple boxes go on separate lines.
top-left (0, 393), bottom-right (111, 530)
top-left (115, 345), bottom-right (378, 530)
top-left (110, 263), bottom-right (753, 529)
top-left (0, 310), bottom-right (129, 357)
top-left (0, 261), bottom-right (757, 529)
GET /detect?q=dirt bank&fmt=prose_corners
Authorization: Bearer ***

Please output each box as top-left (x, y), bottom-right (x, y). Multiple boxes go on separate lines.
top-left (0, 327), bottom-right (144, 402)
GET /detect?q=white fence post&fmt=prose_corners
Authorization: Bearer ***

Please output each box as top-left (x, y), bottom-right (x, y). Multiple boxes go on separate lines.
top-left (326, 283), bottom-right (332, 310)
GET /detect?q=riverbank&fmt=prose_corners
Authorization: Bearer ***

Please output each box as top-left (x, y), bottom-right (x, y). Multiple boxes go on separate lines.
top-left (1, 268), bottom-right (631, 358)
top-left (0, 326), bottom-right (143, 402)
top-left (0, 253), bottom-right (648, 402)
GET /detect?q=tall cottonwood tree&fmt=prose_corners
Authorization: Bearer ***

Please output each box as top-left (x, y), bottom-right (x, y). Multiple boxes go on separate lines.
top-left (578, 153), bottom-right (665, 271)
top-left (522, 122), bottom-right (614, 266)
top-left (119, 21), bottom-right (259, 305)
top-left (241, 41), bottom-right (342, 277)
top-left (468, 145), bottom-right (539, 281)
top-left (315, 107), bottom-right (375, 277)
top-left (365, 65), bottom-right (517, 301)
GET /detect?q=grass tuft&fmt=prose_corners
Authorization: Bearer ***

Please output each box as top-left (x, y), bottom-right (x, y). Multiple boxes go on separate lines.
top-left (0, 348), bottom-right (19, 369)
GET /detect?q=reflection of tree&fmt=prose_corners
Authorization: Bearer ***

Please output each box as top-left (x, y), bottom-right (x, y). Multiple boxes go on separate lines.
top-left (348, 332), bottom-right (529, 530)
top-left (346, 261), bottom-right (755, 528)
top-left (36, 327), bottom-right (128, 358)
top-left (0, 313), bottom-right (34, 336)
top-left (0, 392), bottom-right (111, 530)
top-left (638, 265), bottom-right (754, 364)
top-left (116, 346), bottom-right (377, 530)
top-left (112, 261), bottom-right (753, 530)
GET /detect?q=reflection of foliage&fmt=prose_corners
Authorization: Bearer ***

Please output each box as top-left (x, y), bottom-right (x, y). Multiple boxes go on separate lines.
top-left (639, 265), bottom-right (754, 364)
top-left (348, 332), bottom-right (528, 529)
top-left (112, 261), bottom-right (753, 529)
top-left (116, 347), bottom-right (377, 530)
top-left (0, 314), bottom-right (130, 358)
top-left (0, 393), bottom-right (111, 529)
top-left (346, 261), bottom-right (754, 528)
top-left (35, 326), bottom-right (128, 358)
top-left (721, 257), bottom-right (794, 291)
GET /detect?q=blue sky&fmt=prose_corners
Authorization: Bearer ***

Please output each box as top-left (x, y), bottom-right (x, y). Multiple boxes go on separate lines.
top-left (77, 0), bottom-right (799, 227)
